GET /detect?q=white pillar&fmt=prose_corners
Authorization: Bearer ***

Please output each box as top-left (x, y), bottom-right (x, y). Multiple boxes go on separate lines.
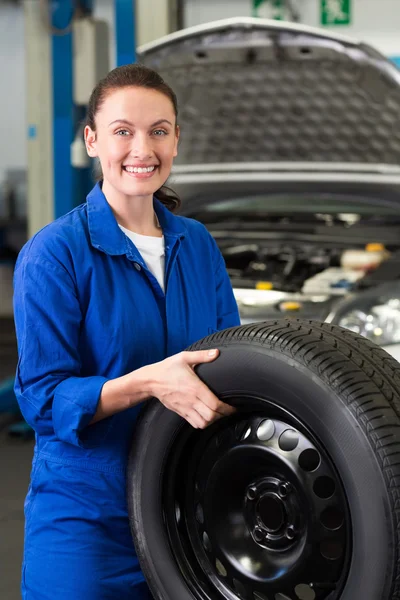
top-left (136, 0), bottom-right (179, 47)
top-left (24, 0), bottom-right (54, 237)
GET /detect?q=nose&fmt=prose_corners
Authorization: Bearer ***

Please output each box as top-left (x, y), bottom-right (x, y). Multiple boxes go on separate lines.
top-left (130, 132), bottom-right (153, 160)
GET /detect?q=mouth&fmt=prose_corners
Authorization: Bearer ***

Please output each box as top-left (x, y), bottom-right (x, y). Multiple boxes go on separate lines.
top-left (122, 165), bottom-right (159, 179)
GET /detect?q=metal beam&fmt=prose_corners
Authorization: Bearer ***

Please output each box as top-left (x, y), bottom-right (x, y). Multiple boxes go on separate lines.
top-left (51, 1), bottom-right (75, 219)
top-left (115, 0), bottom-right (136, 65)
top-left (24, 1), bottom-right (95, 236)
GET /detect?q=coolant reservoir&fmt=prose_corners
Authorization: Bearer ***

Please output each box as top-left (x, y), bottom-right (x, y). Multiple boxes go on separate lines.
top-left (341, 243), bottom-right (390, 271)
top-left (302, 267), bottom-right (364, 295)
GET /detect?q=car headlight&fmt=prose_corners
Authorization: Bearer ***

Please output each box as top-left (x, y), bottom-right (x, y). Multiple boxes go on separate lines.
top-left (327, 283), bottom-right (400, 346)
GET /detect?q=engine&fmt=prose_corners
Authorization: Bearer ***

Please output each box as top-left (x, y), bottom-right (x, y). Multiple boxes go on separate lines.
top-left (222, 243), bottom-right (390, 295)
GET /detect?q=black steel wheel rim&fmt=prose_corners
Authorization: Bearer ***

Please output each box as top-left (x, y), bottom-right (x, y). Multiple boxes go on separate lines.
top-left (163, 396), bottom-right (352, 600)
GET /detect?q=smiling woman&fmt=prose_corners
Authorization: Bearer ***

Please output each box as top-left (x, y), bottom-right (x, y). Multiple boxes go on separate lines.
top-left (84, 65), bottom-right (181, 228)
top-left (12, 63), bottom-right (240, 600)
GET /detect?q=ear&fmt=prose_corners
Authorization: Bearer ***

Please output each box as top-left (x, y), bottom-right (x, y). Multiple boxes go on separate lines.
top-left (173, 125), bottom-right (180, 158)
top-left (84, 126), bottom-right (98, 158)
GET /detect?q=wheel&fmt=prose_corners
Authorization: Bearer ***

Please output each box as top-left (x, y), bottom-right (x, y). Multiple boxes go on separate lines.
top-left (127, 319), bottom-right (400, 600)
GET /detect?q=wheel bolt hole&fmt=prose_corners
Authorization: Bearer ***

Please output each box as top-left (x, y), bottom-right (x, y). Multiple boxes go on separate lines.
top-left (247, 486), bottom-right (257, 501)
top-left (254, 527), bottom-right (265, 542)
top-left (175, 503), bottom-right (181, 523)
top-left (235, 421), bottom-right (249, 440)
top-left (298, 448), bottom-right (321, 472)
top-left (295, 583), bottom-right (316, 600)
top-left (279, 483), bottom-right (291, 497)
top-left (202, 532), bottom-right (211, 553)
top-left (233, 578), bottom-right (247, 598)
top-left (242, 426), bottom-right (252, 441)
top-left (320, 506), bottom-right (344, 531)
top-left (257, 419), bottom-right (275, 441)
top-left (320, 538), bottom-right (343, 560)
top-left (215, 558), bottom-right (227, 577)
top-left (279, 429), bottom-right (299, 451)
top-left (313, 476), bottom-right (335, 499)
top-left (286, 526), bottom-right (295, 540)
top-left (196, 504), bottom-right (204, 524)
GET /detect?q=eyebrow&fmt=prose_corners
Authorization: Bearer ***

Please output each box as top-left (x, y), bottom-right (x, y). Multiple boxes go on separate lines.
top-left (108, 118), bottom-right (174, 127)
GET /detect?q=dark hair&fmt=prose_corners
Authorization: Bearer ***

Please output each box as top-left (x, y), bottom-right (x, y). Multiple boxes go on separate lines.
top-left (86, 63), bottom-right (181, 212)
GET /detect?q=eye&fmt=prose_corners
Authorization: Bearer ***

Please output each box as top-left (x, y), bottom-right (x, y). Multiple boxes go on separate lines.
top-left (152, 129), bottom-right (168, 136)
top-left (116, 129), bottom-right (130, 136)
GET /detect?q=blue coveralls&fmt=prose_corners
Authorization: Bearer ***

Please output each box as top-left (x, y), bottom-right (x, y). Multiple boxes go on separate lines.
top-left (13, 183), bottom-right (240, 600)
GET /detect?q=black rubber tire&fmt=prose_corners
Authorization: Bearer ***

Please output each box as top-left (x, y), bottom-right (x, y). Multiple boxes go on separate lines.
top-left (127, 319), bottom-right (400, 600)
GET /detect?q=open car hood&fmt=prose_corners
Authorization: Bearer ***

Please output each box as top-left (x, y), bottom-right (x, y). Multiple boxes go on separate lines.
top-left (137, 17), bottom-right (400, 171)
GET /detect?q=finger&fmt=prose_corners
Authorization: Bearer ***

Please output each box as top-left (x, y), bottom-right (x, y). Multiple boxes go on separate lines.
top-left (183, 414), bottom-right (199, 429)
top-left (216, 401), bottom-right (237, 417)
top-left (193, 400), bottom-right (223, 425)
top-left (196, 381), bottom-right (236, 417)
top-left (186, 409), bottom-right (208, 430)
top-left (181, 349), bottom-right (220, 367)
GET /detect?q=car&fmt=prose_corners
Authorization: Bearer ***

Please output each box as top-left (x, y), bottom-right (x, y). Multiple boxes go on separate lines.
top-left (128, 18), bottom-right (400, 600)
top-left (139, 16), bottom-right (400, 361)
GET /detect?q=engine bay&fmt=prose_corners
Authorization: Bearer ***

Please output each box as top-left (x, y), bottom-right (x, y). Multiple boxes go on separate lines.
top-left (223, 242), bottom-right (343, 293)
top-left (187, 194), bottom-right (400, 323)
top-left (217, 237), bottom-right (400, 323)
top-left (222, 241), bottom-right (396, 294)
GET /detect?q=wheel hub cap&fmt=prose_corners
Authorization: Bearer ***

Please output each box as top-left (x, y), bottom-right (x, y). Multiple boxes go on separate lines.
top-left (245, 478), bottom-right (300, 550)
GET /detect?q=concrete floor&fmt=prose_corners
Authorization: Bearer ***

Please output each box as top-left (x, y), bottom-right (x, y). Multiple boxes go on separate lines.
top-left (0, 420), bottom-right (34, 600)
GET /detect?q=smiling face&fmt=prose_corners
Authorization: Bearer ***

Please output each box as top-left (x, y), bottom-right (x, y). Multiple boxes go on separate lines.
top-left (84, 86), bottom-right (179, 202)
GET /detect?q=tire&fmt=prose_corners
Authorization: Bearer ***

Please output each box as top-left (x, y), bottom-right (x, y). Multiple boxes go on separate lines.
top-left (127, 319), bottom-right (400, 600)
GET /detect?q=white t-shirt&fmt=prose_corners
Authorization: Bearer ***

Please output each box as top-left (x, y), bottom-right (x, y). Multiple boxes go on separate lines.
top-left (119, 224), bottom-right (165, 292)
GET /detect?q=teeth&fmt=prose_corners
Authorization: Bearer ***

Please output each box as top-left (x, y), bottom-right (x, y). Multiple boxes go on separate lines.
top-left (125, 166), bottom-right (155, 173)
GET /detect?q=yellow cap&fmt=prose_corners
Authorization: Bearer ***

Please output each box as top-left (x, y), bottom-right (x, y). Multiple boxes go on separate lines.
top-left (279, 301), bottom-right (302, 312)
top-left (256, 281), bottom-right (273, 291)
top-left (365, 243), bottom-right (385, 252)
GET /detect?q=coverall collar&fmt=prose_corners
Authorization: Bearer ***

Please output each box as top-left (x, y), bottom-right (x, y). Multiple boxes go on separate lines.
top-left (87, 182), bottom-right (186, 256)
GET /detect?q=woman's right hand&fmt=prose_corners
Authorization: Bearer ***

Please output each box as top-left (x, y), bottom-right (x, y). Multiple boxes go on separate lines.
top-left (140, 349), bottom-right (236, 429)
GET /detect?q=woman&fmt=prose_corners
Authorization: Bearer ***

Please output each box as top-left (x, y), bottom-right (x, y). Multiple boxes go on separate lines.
top-left (13, 64), bottom-right (240, 599)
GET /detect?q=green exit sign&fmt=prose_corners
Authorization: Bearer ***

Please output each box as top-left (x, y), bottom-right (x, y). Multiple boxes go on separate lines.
top-left (321, 0), bottom-right (351, 26)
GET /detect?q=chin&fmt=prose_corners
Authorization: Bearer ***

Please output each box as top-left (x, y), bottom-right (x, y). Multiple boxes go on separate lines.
top-left (121, 181), bottom-right (160, 198)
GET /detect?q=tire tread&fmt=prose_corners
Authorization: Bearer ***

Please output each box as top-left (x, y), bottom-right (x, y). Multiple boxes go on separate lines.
top-left (188, 319), bottom-right (400, 599)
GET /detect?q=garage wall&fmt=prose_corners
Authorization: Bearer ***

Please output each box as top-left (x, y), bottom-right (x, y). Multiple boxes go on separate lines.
top-left (1, 0), bottom-right (399, 184)
top-left (183, 0), bottom-right (400, 57)
top-left (0, 0), bottom-right (115, 188)
top-left (0, 3), bottom-right (27, 185)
